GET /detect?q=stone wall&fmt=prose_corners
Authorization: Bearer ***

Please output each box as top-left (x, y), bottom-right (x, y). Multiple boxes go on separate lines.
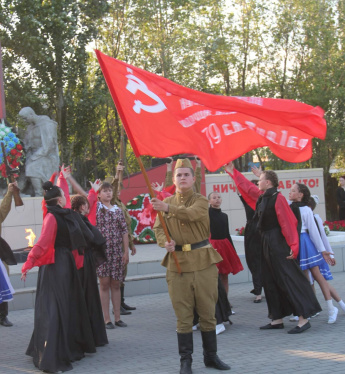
top-left (2, 197), bottom-right (43, 250)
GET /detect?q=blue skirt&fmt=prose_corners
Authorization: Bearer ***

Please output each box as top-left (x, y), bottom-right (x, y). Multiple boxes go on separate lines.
top-left (0, 264), bottom-right (13, 303)
top-left (298, 233), bottom-right (333, 280)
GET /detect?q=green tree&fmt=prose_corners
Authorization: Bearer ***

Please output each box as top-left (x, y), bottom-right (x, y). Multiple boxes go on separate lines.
top-left (0, 0), bottom-right (108, 162)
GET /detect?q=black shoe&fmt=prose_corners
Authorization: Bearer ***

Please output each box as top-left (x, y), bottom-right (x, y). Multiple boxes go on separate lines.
top-left (115, 320), bottom-right (127, 327)
top-left (288, 322), bottom-right (311, 334)
top-left (260, 323), bottom-right (284, 330)
top-left (105, 322), bottom-right (115, 329)
top-left (201, 330), bottom-right (230, 371)
top-left (204, 356), bottom-right (231, 371)
top-left (120, 306), bottom-right (132, 315)
top-left (122, 302), bottom-right (136, 311)
top-left (0, 317), bottom-right (13, 327)
top-left (253, 298), bottom-right (262, 303)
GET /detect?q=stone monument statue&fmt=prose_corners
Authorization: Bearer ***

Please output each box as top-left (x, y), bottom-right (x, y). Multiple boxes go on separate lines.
top-left (19, 107), bottom-right (59, 196)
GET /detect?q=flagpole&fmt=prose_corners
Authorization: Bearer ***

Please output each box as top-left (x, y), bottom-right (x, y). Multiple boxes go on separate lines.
top-left (136, 156), bottom-right (181, 274)
top-left (95, 50), bottom-right (181, 273)
top-left (118, 126), bottom-right (125, 191)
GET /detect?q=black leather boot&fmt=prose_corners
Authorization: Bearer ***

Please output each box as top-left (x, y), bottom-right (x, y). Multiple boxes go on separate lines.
top-left (0, 303), bottom-right (12, 327)
top-left (121, 284), bottom-right (136, 310)
top-left (201, 330), bottom-right (230, 370)
top-left (177, 332), bottom-right (193, 374)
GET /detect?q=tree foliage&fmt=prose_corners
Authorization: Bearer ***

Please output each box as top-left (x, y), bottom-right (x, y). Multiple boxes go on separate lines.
top-left (1, 0), bottom-right (345, 217)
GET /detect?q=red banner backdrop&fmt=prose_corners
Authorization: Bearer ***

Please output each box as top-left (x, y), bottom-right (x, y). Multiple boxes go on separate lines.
top-left (96, 50), bottom-right (327, 172)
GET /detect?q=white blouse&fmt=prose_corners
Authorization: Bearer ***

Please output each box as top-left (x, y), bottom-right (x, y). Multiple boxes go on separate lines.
top-left (300, 206), bottom-right (326, 253)
top-left (97, 201), bottom-right (119, 213)
top-left (314, 213), bottom-right (334, 257)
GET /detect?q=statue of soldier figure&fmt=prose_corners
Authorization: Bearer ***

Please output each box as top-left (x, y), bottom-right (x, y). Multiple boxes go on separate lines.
top-left (18, 107), bottom-right (59, 196)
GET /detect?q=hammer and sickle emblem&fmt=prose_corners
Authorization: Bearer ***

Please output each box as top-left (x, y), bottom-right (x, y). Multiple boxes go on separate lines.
top-left (126, 73), bottom-right (167, 114)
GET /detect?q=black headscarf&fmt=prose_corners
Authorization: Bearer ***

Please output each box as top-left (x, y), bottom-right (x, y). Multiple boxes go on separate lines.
top-left (0, 236), bottom-right (17, 265)
top-left (47, 205), bottom-right (94, 254)
top-left (80, 214), bottom-right (107, 267)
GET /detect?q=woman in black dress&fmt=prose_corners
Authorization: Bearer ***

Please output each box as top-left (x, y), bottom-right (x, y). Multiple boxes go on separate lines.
top-left (22, 182), bottom-right (96, 372)
top-left (226, 163), bottom-right (322, 334)
top-left (71, 194), bottom-right (108, 347)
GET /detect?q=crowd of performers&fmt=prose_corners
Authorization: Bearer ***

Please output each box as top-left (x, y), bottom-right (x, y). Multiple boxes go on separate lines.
top-left (19, 165), bottom-right (136, 372)
top-left (225, 162), bottom-right (345, 332)
top-left (0, 157), bottom-right (345, 373)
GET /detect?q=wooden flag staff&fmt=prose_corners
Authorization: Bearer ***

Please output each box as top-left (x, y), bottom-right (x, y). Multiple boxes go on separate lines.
top-left (118, 126), bottom-right (125, 189)
top-left (136, 156), bottom-right (181, 274)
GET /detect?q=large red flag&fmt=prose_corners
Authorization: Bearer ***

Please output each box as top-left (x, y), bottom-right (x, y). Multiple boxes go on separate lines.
top-left (96, 50), bottom-right (326, 172)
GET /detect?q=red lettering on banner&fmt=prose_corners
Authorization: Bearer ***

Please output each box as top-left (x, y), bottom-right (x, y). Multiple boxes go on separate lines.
top-left (308, 179), bottom-right (316, 188)
top-left (280, 179), bottom-right (320, 190)
top-left (212, 177), bottom-right (320, 196)
top-left (229, 184), bottom-right (236, 192)
top-left (278, 181), bottom-right (285, 189)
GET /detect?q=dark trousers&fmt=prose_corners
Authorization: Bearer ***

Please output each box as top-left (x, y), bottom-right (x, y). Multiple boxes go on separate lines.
top-left (0, 261), bottom-right (9, 318)
top-left (0, 301), bottom-right (8, 318)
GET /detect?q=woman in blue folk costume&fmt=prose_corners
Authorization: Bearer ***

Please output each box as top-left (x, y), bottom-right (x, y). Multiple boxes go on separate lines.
top-left (289, 183), bottom-right (344, 324)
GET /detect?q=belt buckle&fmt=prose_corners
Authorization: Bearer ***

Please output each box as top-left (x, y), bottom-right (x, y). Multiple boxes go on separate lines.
top-left (182, 244), bottom-right (191, 252)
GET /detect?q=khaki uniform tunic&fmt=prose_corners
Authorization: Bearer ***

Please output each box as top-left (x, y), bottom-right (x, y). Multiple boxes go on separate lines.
top-left (153, 188), bottom-right (222, 333)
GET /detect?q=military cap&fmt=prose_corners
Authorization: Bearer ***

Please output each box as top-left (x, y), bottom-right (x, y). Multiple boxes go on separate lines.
top-left (174, 158), bottom-right (193, 170)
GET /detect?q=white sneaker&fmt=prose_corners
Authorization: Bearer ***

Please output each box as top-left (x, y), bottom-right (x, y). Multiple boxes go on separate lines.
top-left (328, 307), bottom-right (338, 324)
top-left (311, 312), bottom-right (320, 318)
top-left (289, 316), bottom-right (299, 322)
top-left (216, 324), bottom-right (226, 335)
top-left (192, 323), bottom-right (199, 331)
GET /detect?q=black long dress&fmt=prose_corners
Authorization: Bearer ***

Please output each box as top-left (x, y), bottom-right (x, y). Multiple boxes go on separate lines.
top-left (26, 207), bottom-right (96, 372)
top-left (239, 196), bottom-right (262, 296)
top-left (257, 188), bottom-right (322, 320)
top-left (78, 215), bottom-right (108, 347)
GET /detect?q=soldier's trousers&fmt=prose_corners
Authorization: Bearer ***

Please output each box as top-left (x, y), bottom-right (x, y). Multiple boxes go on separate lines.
top-left (166, 264), bottom-right (218, 333)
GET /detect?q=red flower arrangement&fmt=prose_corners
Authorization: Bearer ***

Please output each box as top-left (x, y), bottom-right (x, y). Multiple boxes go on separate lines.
top-left (323, 220), bottom-right (345, 232)
top-left (0, 125), bottom-right (24, 179)
top-left (236, 226), bottom-right (245, 236)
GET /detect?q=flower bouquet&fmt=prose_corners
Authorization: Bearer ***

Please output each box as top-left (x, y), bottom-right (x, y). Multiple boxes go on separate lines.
top-left (236, 226), bottom-right (245, 236)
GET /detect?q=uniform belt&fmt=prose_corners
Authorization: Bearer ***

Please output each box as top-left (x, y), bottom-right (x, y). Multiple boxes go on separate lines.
top-left (175, 239), bottom-right (210, 252)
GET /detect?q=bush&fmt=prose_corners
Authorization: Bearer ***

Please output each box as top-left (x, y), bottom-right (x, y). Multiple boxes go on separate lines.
top-left (323, 220), bottom-right (345, 232)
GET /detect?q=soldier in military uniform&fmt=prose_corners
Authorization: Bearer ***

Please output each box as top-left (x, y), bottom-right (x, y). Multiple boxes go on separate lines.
top-left (152, 159), bottom-right (230, 374)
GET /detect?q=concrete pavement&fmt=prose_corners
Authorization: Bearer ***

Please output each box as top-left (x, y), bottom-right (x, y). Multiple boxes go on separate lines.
top-left (1, 272), bottom-right (345, 374)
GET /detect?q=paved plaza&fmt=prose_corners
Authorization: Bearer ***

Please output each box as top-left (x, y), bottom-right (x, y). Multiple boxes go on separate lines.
top-left (1, 272), bottom-right (345, 374)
